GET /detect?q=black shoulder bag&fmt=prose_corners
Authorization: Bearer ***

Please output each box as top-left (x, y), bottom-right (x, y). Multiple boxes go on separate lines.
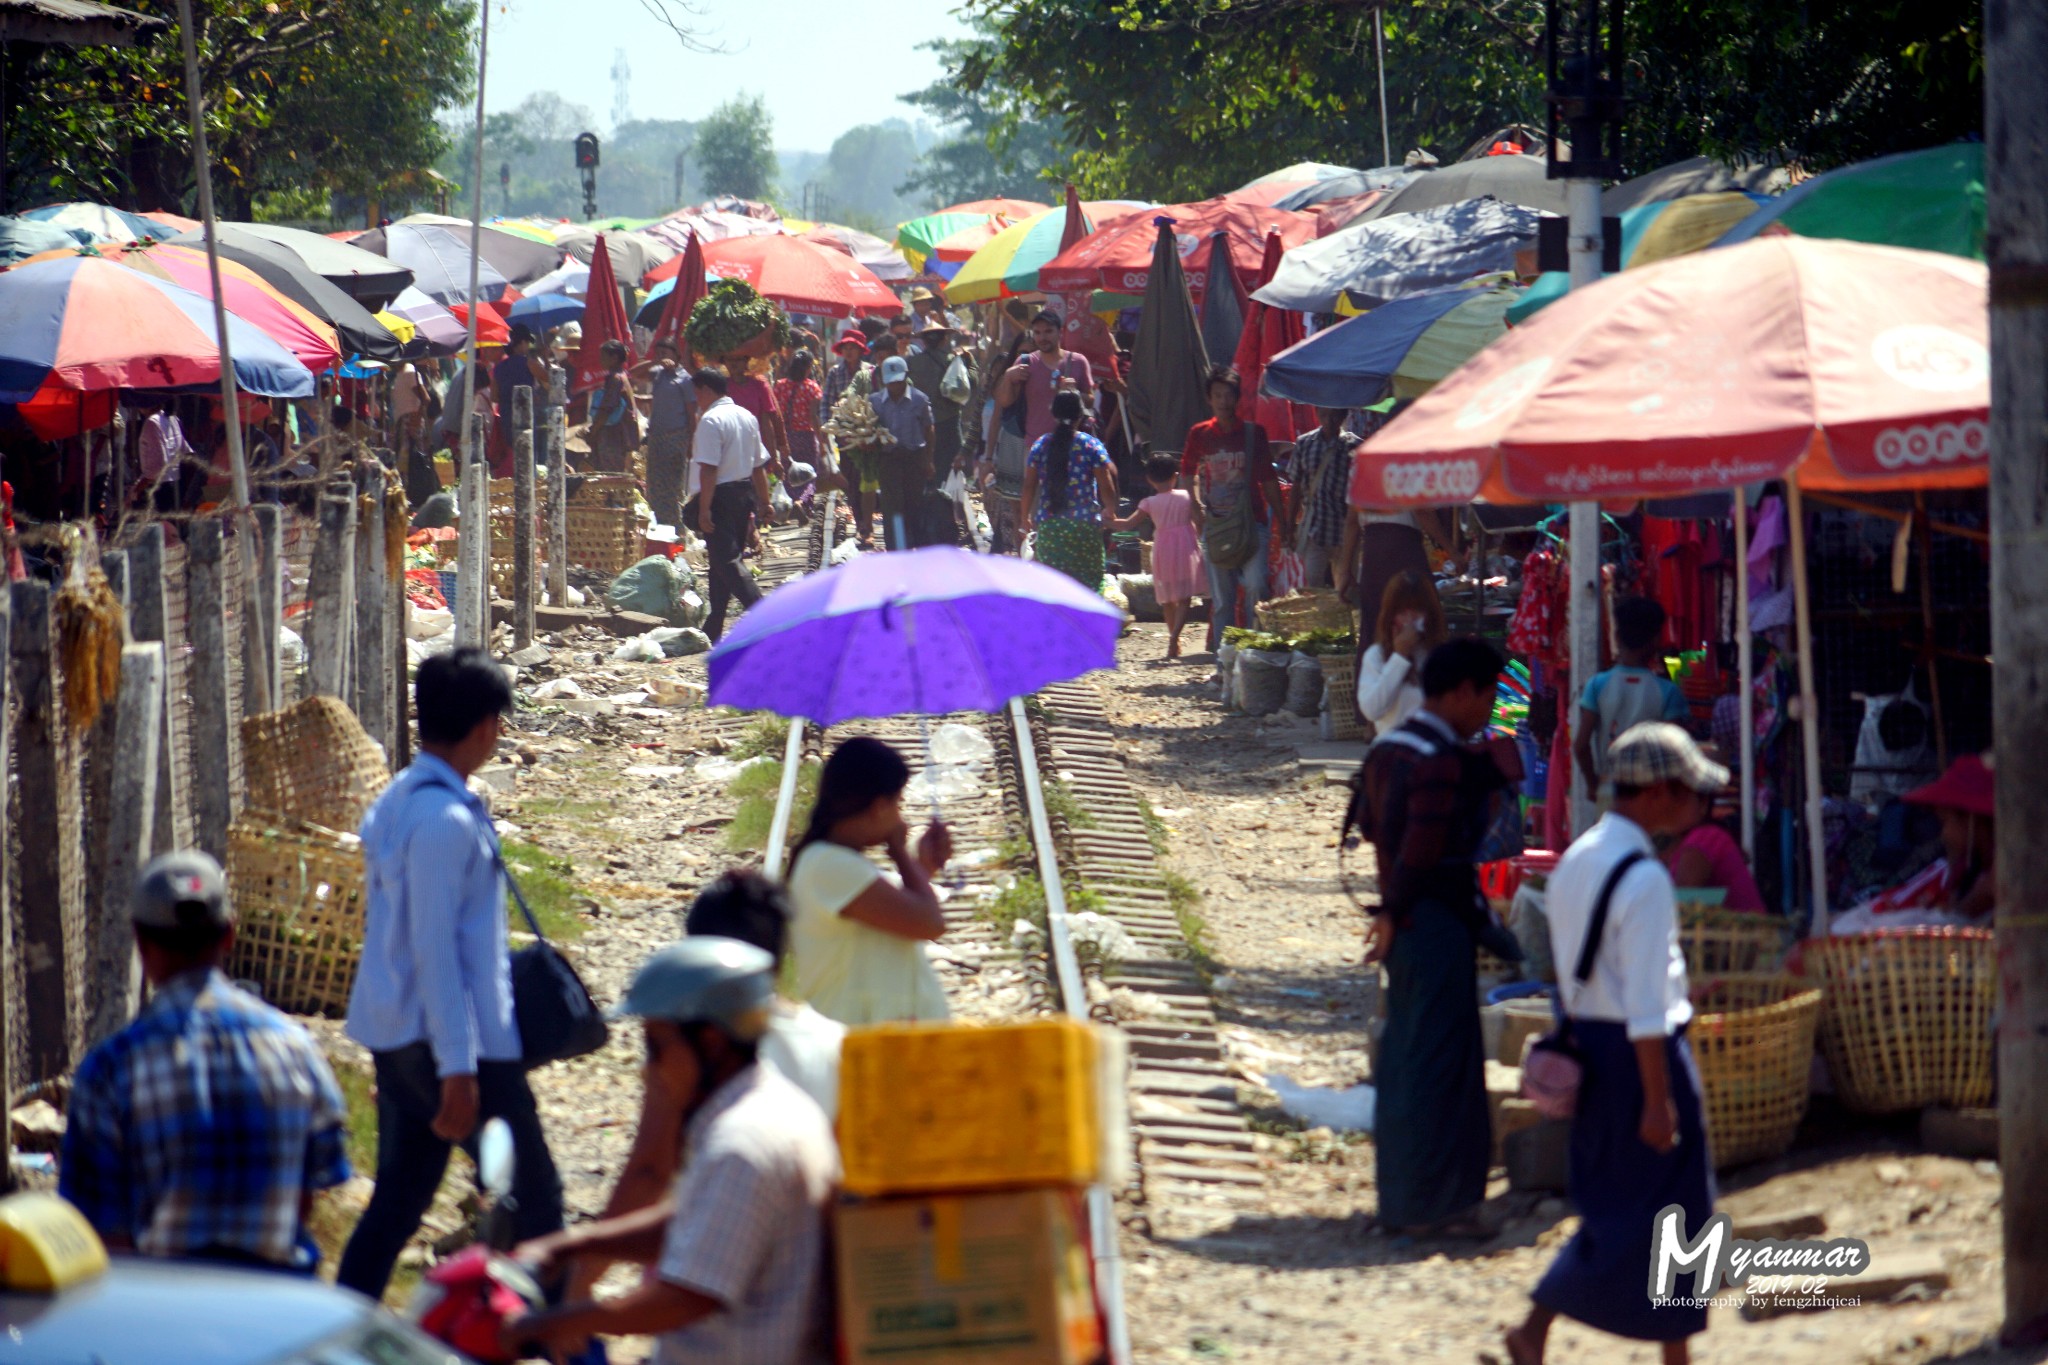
top-left (1519, 850), bottom-right (1647, 1118)
top-left (503, 862), bottom-right (610, 1069)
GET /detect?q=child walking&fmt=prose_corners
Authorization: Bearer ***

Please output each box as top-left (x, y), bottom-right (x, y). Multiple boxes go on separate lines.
top-left (1113, 452), bottom-right (1206, 658)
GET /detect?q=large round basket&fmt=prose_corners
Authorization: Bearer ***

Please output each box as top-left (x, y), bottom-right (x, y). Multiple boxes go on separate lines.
top-left (1680, 905), bottom-right (1786, 976)
top-left (240, 695), bottom-right (392, 836)
top-left (1255, 589), bottom-right (1353, 636)
top-left (226, 814), bottom-right (368, 1016)
top-left (1317, 653), bottom-right (1365, 741)
top-left (1687, 973), bottom-right (1823, 1168)
top-left (1797, 928), bottom-right (1995, 1113)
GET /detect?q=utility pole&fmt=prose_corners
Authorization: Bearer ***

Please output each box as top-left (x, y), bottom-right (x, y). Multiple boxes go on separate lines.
top-left (1545, 0), bottom-right (1624, 837)
top-left (673, 149), bottom-right (687, 209)
top-left (1987, 0), bottom-right (2048, 1343)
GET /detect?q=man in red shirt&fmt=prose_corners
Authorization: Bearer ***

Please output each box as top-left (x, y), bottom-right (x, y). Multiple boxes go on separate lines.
top-left (1179, 366), bottom-right (1290, 646)
top-left (719, 353), bottom-right (788, 475)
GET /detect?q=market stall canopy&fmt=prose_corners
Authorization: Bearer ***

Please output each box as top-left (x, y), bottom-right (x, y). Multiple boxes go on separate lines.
top-left (1253, 196), bottom-right (1542, 313)
top-left (101, 241), bottom-right (339, 371)
top-left (946, 207), bottom-right (1093, 304)
top-left (0, 254), bottom-right (315, 402)
top-left (1197, 232), bottom-right (1247, 369)
top-left (0, 214), bottom-right (88, 265)
top-left (934, 197), bottom-right (1051, 220)
top-left (1038, 198), bottom-right (1316, 302)
top-left (692, 234), bottom-right (900, 319)
top-left (508, 292), bottom-right (582, 331)
top-left (20, 201), bottom-right (177, 242)
top-left (894, 211), bottom-right (996, 271)
top-left (551, 224), bottom-right (674, 286)
top-left (1351, 237), bottom-right (1987, 508)
top-left (1509, 192), bottom-right (1767, 323)
top-left (1232, 231), bottom-right (1312, 440)
top-left (1349, 154), bottom-right (1568, 222)
top-left (1263, 278), bottom-right (1519, 408)
top-left (163, 225), bottom-right (403, 358)
top-left (1126, 219), bottom-right (1211, 452)
top-left (929, 216), bottom-right (1009, 280)
top-left (523, 258), bottom-right (590, 298)
top-left (642, 210), bottom-right (782, 254)
top-left (175, 223), bottom-right (413, 308)
top-left (359, 214), bottom-right (562, 286)
top-left (446, 302), bottom-right (510, 347)
top-left (484, 216), bottom-right (562, 244)
top-left (1273, 166), bottom-right (1419, 212)
top-left (707, 545), bottom-right (1121, 724)
top-left (0, 0), bottom-right (161, 45)
top-left (1236, 162), bottom-right (1359, 194)
top-left (363, 221), bottom-right (511, 305)
top-left (798, 223), bottom-right (913, 281)
top-left (1716, 142), bottom-right (1985, 261)
top-left (385, 285), bottom-right (467, 353)
top-left (1604, 155), bottom-right (1790, 213)
top-left (1223, 180), bottom-right (1320, 209)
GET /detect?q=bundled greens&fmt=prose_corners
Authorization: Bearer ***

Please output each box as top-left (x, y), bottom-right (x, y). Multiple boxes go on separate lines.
top-left (1222, 625), bottom-right (1355, 655)
top-left (686, 278), bottom-right (791, 360)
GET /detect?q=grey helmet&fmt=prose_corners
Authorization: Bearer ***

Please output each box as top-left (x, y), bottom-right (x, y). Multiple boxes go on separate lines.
top-left (610, 937), bottom-right (775, 1041)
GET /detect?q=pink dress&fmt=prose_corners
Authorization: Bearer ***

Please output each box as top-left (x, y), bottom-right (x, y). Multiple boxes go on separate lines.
top-left (1670, 823), bottom-right (1765, 911)
top-left (1144, 490), bottom-right (1203, 603)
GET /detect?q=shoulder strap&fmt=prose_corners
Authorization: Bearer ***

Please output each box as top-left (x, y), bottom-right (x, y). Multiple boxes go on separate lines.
top-left (497, 856), bottom-right (549, 944)
top-left (1571, 849), bottom-right (1648, 985)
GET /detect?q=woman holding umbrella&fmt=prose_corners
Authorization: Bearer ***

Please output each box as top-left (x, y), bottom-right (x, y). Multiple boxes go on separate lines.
top-left (1019, 389), bottom-right (1118, 589)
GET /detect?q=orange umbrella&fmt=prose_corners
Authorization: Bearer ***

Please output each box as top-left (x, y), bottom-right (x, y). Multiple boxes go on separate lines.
top-left (696, 234), bottom-right (900, 319)
top-left (1351, 237), bottom-right (1987, 508)
top-left (1038, 197), bottom-right (1316, 303)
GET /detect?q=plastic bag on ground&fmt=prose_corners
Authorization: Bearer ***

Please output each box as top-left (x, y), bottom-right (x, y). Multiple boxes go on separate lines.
top-left (829, 538), bottom-right (861, 565)
top-left (1237, 647), bottom-right (1290, 716)
top-left (606, 555), bottom-right (697, 627)
top-left (648, 626), bottom-right (712, 657)
top-left (1285, 649), bottom-right (1325, 717)
top-left (406, 604), bottom-right (454, 640)
top-left (612, 636), bottom-right (666, 662)
top-left (1265, 1073), bottom-right (1376, 1133)
top-left (905, 762), bottom-right (982, 805)
top-left (929, 722), bottom-right (994, 766)
top-left (1117, 574), bottom-right (1160, 621)
top-left (1214, 640), bottom-right (1237, 702)
top-left (278, 626), bottom-right (306, 667)
top-left (696, 753), bottom-right (772, 785)
top-left (531, 677), bottom-right (585, 700)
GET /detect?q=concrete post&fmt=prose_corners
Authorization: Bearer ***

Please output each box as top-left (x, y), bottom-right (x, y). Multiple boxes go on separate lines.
top-left (355, 465), bottom-right (391, 747)
top-left (457, 446), bottom-right (490, 648)
top-left (82, 551), bottom-right (129, 1035)
top-left (87, 642), bottom-right (163, 1048)
top-left (513, 384), bottom-right (537, 648)
top-left (306, 493), bottom-right (357, 699)
top-left (249, 503), bottom-right (283, 712)
top-left (10, 580), bottom-right (82, 1077)
top-left (547, 367), bottom-right (569, 607)
top-left (124, 526), bottom-right (187, 852)
top-left (184, 518), bottom-right (234, 863)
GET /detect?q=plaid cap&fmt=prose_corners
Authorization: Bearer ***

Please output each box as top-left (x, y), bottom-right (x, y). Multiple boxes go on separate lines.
top-left (1606, 721), bottom-right (1729, 794)
top-left (132, 850), bottom-right (232, 929)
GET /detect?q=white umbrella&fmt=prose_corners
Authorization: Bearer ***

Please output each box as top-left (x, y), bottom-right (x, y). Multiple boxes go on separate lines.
top-left (524, 258), bottom-right (591, 298)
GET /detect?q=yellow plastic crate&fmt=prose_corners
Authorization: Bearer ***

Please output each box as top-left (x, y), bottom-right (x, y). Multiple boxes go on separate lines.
top-left (838, 1018), bottom-right (1102, 1196)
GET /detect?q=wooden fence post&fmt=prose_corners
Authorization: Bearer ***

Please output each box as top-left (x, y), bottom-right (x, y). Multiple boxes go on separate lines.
top-left (87, 642), bottom-right (163, 1048)
top-left (82, 551), bottom-right (129, 1036)
top-left (185, 518), bottom-right (234, 863)
top-left (307, 492), bottom-right (357, 699)
top-left (355, 465), bottom-right (391, 747)
top-left (0, 587), bottom-right (11, 1118)
top-left (390, 487), bottom-right (411, 769)
top-left (11, 580), bottom-right (82, 1078)
top-left (547, 366), bottom-right (569, 607)
top-left (457, 444), bottom-right (490, 648)
top-left (249, 503), bottom-right (283, 713)
top-left (513, 384), bottom-right (537, 648)
top-left (125, 525), bottom-right (187, 853)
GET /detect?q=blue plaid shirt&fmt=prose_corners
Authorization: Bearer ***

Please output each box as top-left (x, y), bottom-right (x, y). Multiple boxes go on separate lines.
top-left (60, 968), bottom-right (349, 1267)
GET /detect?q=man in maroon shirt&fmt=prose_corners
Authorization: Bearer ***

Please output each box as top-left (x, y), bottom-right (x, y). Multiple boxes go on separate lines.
top-left (1179, 366), bottom-right (1290, 646)
top-left (719, 353), bottom-right (788, 475)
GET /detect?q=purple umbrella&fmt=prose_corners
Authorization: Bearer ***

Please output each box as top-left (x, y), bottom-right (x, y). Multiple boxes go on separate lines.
top-left (707, 546), bottom-right (1123, 723)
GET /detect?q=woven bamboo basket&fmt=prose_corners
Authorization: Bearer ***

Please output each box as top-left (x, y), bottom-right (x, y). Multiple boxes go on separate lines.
top-left (1687, 973), bottom-right (1823, 1167)
top-left (240, 696), bottom-right (391, 835)
top-left (566, 504), bottom-right (642, 575)
top-left (1255, 589), bottom-right (1353, 636)
top-left (226, 815), bottom-right (368, 1016)
top-left (1318, 653), bottom-right (1365, 741)
top-left (572, 474), bottom-right (642, 509)
top-left (1679, 905), bottom-right (1786, 976)
top-left (1799, 928), bottom-right (1995, 1113)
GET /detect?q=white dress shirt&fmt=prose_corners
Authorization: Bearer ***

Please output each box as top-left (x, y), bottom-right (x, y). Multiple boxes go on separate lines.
top-left (1544, 812), bottom-right (1692, 1039)
top-left (691, 395), bottom-right (766, 492)
top-left (1355, 643), bottom-right (1424, 734)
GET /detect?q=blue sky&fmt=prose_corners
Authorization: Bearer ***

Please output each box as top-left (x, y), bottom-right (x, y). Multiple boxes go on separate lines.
top-left (485, 0), bottom-right (974, 150)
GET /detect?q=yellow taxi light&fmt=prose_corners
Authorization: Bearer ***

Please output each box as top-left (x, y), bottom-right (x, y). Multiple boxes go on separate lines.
top-left (0, 1193), bottom-right (107, 1292)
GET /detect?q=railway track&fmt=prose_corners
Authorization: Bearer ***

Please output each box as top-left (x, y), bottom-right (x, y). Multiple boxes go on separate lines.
top-left (714, 499), bottom-right (1261, 1363)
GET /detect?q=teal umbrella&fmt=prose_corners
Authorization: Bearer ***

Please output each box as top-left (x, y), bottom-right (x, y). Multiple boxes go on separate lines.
top-left (1507, 191), bottom-right (1767, 324)
top-left (1717, 142), bottom-right (1984, 260)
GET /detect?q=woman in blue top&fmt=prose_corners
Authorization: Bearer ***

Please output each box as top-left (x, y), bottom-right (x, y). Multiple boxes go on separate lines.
top-left (1019, 388), bottom-right (1117, 589)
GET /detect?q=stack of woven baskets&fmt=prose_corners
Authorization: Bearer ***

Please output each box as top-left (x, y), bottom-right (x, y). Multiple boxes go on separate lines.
top-left (567, 474), bottom-right (644, 577)
top-left (227, 696), bottom-right (391, 1015)
top-left (1687, 973), bottom-right (1824, 1167)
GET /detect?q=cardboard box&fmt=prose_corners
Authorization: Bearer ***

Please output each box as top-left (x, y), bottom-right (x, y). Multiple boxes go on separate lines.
top-left (836, 1189), bottom-right (1104, 1365)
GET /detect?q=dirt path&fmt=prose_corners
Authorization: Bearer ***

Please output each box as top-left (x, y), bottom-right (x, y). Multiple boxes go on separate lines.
top-left (1100, 620), bottom-right (2030, 1365)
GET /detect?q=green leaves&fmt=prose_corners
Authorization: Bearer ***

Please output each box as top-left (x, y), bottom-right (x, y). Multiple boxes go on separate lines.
top-left (695, 93), bottom-right (777, 201)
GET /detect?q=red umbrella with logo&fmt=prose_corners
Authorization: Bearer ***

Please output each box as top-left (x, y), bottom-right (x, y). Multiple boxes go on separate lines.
top-left (650, 230), bottom-right (705, 358)
top-left (653, 234), bottom-right (899, 319)
top-left (1038, 197), bottom-right (1315, 304)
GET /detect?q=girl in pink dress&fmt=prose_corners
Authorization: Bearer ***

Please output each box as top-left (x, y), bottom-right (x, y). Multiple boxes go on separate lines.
top-left (1113, 452), bottom-right (1206, 658)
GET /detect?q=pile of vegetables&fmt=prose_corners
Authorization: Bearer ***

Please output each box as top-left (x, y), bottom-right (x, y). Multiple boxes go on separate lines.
top-left (686, 278), bottom-right (790, 360)
top-left (826, 387), bottom-right (891, 451)
top-left (1222, 625), bottom-right (1355, 655)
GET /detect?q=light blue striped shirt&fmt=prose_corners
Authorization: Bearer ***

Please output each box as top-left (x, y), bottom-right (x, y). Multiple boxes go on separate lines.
top-left (345, 754), bottom-right (520, 1075)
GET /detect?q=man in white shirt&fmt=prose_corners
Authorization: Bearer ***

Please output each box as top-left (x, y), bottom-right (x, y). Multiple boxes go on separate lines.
top-left (1510, 721), bottom-right (1722, 1364)
top-left (690, 366), bottom-right (772, 641)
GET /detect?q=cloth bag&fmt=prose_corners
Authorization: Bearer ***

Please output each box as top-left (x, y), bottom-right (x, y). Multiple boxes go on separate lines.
top-left (1199, 424), bottom-right (1264, 571)
top-left (503, 863), bottom-right (609, 1069)
top-left (1520, 850), bottom-right (1646, 1119)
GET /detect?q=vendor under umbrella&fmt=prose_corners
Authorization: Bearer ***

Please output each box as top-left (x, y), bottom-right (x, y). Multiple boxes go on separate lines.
top-left (1830, 753), bottom-right (1995, 934)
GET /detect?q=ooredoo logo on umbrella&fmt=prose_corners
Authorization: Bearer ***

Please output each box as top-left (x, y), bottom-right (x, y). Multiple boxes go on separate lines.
top-left (1869, 325), bottom-right (1987, 394)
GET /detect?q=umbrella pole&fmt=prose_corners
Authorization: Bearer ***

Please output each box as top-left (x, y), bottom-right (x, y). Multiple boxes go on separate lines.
top-left (173, 0), bottom-right (269, 714)
top-left (1734, 487), bottom-right (1754, 859)
top-left (1787, 477), bottom-right (1829, 931)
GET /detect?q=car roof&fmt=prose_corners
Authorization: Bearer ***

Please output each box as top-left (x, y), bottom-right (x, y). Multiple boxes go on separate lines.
top-left (0, 1256), bottom-right (383, 1365)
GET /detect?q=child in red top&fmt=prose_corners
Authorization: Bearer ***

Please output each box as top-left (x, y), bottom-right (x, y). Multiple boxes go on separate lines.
top-left (773, 352), bottom-right (825, 469)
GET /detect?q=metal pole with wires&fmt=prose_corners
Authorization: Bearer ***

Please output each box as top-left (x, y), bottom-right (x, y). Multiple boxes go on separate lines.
top-left (172, 0), bottom-right (270, 713)
top-left (455, 0), bottom-right (490, 497)
top-left (1373, 6), bottom-right (1392, 168)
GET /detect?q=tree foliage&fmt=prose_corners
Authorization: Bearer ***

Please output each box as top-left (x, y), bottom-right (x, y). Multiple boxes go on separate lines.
top-left (952, 0), bottom-right (1981, 202)
top-left (3, 0), bottom-right (475, 216)
top-left (818, 122), bottom-right (923, 226)
top-left (694, 93), bottom-right (777, 201)
top-left (898, 34), bottom-right (1071, 207)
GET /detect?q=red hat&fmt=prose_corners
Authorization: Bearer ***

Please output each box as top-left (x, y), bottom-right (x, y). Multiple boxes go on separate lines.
top-left (834, 331), bottom-right (867, 352)
top-left (1903, 753), bottom-right (1994, 817)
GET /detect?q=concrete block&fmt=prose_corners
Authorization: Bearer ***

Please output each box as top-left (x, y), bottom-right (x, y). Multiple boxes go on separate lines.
top-left (1505, 1118), bottom-right (1571, 1193)
top-left (1920, 1107), bottom-right (1999, 1160)
top-left (1730, 1207), bottom-right (1826, 1240)
top-left (1493, 1096), bottom-right (1546, 1166)
top-left (1740, 1251), bottom-right (1950, 1319)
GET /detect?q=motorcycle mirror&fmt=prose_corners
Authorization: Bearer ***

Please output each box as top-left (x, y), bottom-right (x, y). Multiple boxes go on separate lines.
top-left (479, 1117), bottom-right (515, 1199)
